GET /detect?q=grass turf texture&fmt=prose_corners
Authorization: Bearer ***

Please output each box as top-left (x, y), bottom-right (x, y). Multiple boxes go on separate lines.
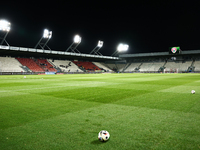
top-left (0, 73), bottom-right (200, 150)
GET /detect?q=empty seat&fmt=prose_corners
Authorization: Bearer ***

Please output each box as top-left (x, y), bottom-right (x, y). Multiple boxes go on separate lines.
top-left (16, 58), bottom-right (45, 72)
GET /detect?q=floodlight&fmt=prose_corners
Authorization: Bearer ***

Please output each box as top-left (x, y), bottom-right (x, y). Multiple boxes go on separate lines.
top-left (117, 43), bottom-right (129, 52)
top-left (34, 29), bottom-right (52, 50)
top-left (74, 35), bottom-right (81, 43)
top-left (111, 43), bottom-right (129, 56)
top-left (0, 19), bottom-right (11, 46)
top-left (43, 29), bottom-right (52, 39)
top-left (89, 40), bottom-right (104, 55)
top-left (0, 20), bottom-right (11, 32)
top-left (97, 40), bottom-right (103, 47)
top-left (49, 31), bottom-right (52, 39)
top-left (66, 35), bottom-right (82, 53)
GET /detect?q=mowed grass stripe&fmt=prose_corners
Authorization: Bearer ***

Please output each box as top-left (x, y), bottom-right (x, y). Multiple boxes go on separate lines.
top-left (0, 93), bottom-right (102, 129)
top-left (114, 91), bottom-right (200, 114)
top-left (0, 80), bottom-right (121, 92)
top-left (0, 73), bottom-right (200, 149)
top-left (1, 104), bottom-right (200, 150)
top-left (38, 87), bottom-right (151, 103)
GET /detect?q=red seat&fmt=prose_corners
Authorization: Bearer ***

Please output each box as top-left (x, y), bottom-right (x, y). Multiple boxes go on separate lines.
top-left (73, 61), bottom-right (101, 71)
top-left (37, 59), bottom-right (57, 72)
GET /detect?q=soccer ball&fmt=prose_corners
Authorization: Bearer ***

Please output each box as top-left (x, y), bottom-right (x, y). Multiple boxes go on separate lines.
top-left (98, 130), bottom-right (110, 142)
top-left (191, 90), bottom-right (195, 94)
top-left (24, 76), bottom-right (26, 79)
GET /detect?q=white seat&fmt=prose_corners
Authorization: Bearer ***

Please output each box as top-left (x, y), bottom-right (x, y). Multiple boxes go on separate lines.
top-left (0, 57), bottom-right (24, 72)
top-left (48, 59), bottom-right (83, 72)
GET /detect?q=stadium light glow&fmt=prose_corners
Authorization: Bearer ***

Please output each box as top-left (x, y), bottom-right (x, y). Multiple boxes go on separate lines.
top-left (34, 29), bottom-right (52, 50)
top-left (111, 43), bottom-right (129, 56)
top-left (43, 29), bottom-right (52, 39)
top-left (74, 35), bottom-right (81, 43)
top-left (117, 43), bottom-right (129, 52)
top-left (66, 35), bottom-right (82, 53)
top-left (0, 20), bottom-right (11, 32)
top-left (97, 40), bottom-right (103, 47)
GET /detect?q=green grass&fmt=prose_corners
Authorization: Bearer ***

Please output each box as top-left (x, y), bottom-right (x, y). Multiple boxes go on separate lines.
top-left (0, 73), bottom-right (200, 150)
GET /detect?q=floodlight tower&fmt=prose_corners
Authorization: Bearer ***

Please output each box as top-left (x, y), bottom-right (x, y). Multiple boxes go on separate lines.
top-left (34, 29), bottom-right (52, 50)
top-left (66, 35), bottom-right (81, 53)
top-left (90, 40), bottom-right (103, 55)
top-left (111, 43), bottom-right (129, 56)
top-left (0, 19), bottom-right (11, 46)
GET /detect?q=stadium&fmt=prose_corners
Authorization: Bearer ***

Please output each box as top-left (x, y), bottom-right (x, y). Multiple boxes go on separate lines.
top-left (1, 19), bottom-right (200, 150)
top-left (0, 23), bottom-right (200, 75)
top-left (1, 42), bottom-right (200, 74)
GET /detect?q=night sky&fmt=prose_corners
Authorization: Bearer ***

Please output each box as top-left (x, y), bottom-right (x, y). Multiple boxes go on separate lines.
top-left (1, 1), bottom-right (200, 56)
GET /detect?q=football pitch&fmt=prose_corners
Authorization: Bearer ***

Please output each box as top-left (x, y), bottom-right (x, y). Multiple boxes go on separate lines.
top-left (0, 73), bottom-right (200, 150)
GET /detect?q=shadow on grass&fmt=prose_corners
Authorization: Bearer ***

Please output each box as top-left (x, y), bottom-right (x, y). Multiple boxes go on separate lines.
top-left (91, 140), bottom-right (105, 145)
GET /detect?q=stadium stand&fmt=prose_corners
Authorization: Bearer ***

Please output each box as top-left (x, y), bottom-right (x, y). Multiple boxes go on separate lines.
top-left (0, 57), bottom-right (24, 72)
top-left (104, 63), bottom-right (116, 71)
top-left (105, 63), bottom-right (125, 72)
top-left (1, 55), bottom-right (200, 74)
top-left (180, 61), bottom-right (193, 72)
top-left (194, 60), bottom-right (200, 71)
top-left (139, 62), bottom-right (165, 72)
top-left (164, 61), bottom-right (180, 72)
top-left (151, 62), bottom-right (165, 72)
top-left (140, 62), bottom-right (155, 72)
top-left (72, 61), bottom-right (101, 71)
top-left (93, 62), bottom-right (111, 72)
top-left (37, 59), bottom-right (57, 72)
top-left (48, 59), bottom-right (83, 72)
top-left (164, 61), bottom-right (192, 73)
top-left (16, 58), bottom-right (45, 72)
top-left (125, 63), bottom-right (142, 72)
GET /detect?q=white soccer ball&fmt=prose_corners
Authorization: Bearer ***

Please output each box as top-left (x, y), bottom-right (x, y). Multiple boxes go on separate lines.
top-left (191, 90), bottom-right (195, 94)
top-left (24, 76), bottom-right (26, 78)
top-left (98, 130), bottom-right (110, 142)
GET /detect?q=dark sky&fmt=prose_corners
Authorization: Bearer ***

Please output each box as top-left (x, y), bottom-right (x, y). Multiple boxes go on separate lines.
top-left (1, 0), bottom-right (200, 56)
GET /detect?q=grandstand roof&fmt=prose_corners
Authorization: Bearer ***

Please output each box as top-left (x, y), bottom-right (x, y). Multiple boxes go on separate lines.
top-left (119, 50), bottom-right (200, 58)
top-left (0, 45), bottom-right (119, 62)
top-left (2, 44), bottom-right (200, 62)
